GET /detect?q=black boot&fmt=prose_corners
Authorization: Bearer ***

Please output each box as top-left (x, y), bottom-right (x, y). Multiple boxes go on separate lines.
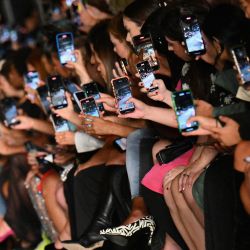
top-left (62, 168), bottom-right (119, 250)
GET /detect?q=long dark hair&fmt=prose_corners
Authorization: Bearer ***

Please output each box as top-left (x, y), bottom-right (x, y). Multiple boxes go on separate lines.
top-left (88, 20), bottom-right (118, 94)
top-left (123, 0), bottom-right (159, 26)
top-left (202, 4), bottom-right (249, 48)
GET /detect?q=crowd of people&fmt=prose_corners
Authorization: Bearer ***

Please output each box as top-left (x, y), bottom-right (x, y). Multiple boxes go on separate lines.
top-left (0, 0), bottom-right (250, 249)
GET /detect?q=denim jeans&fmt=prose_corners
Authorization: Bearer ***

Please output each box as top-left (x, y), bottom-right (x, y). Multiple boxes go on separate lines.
top-left (126, 128), bottom-right (158, 199)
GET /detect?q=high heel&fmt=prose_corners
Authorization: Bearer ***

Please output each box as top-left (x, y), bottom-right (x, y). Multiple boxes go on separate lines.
top-left (100, 215), bottom-right (156, 246)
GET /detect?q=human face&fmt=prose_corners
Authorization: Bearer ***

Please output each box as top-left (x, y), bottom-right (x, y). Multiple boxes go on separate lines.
top-left (240, 0), bottom-right (250, 19)
top-left (123, 16), bottom-right (141, 45)
top-left (109, 33), bottom-right (130, 59)
top-left (165, 37), bottom-right (191, 62)
top-left (90, 45), bottom-right (107, 82)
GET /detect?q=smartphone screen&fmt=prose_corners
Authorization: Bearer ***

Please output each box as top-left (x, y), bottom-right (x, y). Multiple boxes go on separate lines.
top-left (180, 15), bottom-right (206, 56)
top-left (112, 77), bottom-right (135, 114)
top-left (81, 97), bottom-right (100, 117)
top-left (231, 45), bottom-right (250, 86)
top-left (37, 85), bottom-right (51, 115)
top-left (0, 98), bottom-right (20, 127)
top-left (73, 90), bottom-right (86, 110)
top-left (172, 90), bottom-right (198, 132)
top-left (47, 75), bottom-right (68, 109)
top-left (132, 34), bottom-right (159, 71)
top-left (24, 71), bottom-right (39, 90)
top-left (56, 32), bottom-right (76, 65)
top-left (51, 114), bottom-right (70, 132)
top-left (82, 82), bottom-right (104, 112)
top-left (136, 61), bottom-right (158, 92)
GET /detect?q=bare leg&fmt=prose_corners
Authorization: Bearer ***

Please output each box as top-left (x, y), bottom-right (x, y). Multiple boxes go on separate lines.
top-left (164, 178), bottom-right (196, 250)
top-left (172, 176), bottom-right (205, 250)
top-left (182, 179), bottom-right (204, 227)
top-left (42, 171), bottom-right (68, 234)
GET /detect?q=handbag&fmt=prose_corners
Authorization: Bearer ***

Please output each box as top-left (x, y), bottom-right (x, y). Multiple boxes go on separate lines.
top-left (156, 138), bottom-right (194, 165)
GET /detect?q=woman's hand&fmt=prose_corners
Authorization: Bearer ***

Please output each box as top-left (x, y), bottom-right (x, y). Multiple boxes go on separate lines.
top-left (80, 114), bottom-right (114, 136)
top-left (51, 92), bottom-right (75, 120)
top-left (11, 115), bottom-right (34, 130)
top-left (65, 50), bottom-right (92, 83)
top-left (96, 93), bottom-right (117, 113)
top-left (118, 97), bottom-right (150, 119)
top-left (147, 79), bottom-right (172, 105)
top-left (112, 62), bottom-right (127, 78)
top-left (55, 131), bottom-right (75, 145)
top-left (163, 166), bottom-right (186, 191)
top-left (182, 116), bottom-right (218, 137)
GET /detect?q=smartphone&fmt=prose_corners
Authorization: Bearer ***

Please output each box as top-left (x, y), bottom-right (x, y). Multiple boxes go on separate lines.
top-left (113, 138), bottom-right (127, 152)
top-left (82, 82), bottom-right (104, 112)
top-left (136, 60), bottom-right (158, 92)
top-left (24, 71), bottom-right (39, 90)
top-left (47, 75), bottom-right (68, 109)
top-left (231, 45), bottom-right (250, 87)
top-left (56, 32), bottom-right (76, 65)
top-left (111, 76), bottom-right (135, 114)
top-left (73, 90), bottom-right (86, 110)
top-left (171, 90), bottom-right (198, 132)
top-left (119, 58), bottom-right (128, 76)
top-left (50, 114), bottom-right (70, 132)
top-left (132, 33), bottom-right (159, 71)
top-left (63, 79), bottom-right (80, 95)
top-left (180, 15), bottom-right (206, 56)
top-left (80, 97), bottom-right (100, 117)
top-left (0, 98), bottom-right (20, 127)
top-left (37, 85), bottom-right (51, 115)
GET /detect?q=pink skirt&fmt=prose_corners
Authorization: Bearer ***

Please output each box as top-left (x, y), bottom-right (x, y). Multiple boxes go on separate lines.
top-left (141, 148), bottom-right (194, 194)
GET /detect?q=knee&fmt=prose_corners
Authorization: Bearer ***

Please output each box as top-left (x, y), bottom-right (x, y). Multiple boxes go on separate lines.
top-left (171, 176), bottom-right (186, 210)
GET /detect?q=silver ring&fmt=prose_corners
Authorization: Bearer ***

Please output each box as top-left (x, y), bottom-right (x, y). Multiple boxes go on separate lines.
top-left (87, 124), bottom-right (92, 128)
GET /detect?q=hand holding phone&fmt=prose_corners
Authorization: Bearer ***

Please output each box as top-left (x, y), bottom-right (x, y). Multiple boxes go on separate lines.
top-left (172, 90), bottom-right (199, 132)
top-left (136, 60), bottom-right (158, 92)
top-left (231, 44), bottom-right (250, 87)
top-left (180, 15), bottom-right (206, 56)
top-left (80, 97), bottom-right (100, 117)
top-left (56, 32), bottom-right (76, 65)
top-left (111, 76), bottom-right (135, 114)
top-left (47, 75), bottom-right (68, 110)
